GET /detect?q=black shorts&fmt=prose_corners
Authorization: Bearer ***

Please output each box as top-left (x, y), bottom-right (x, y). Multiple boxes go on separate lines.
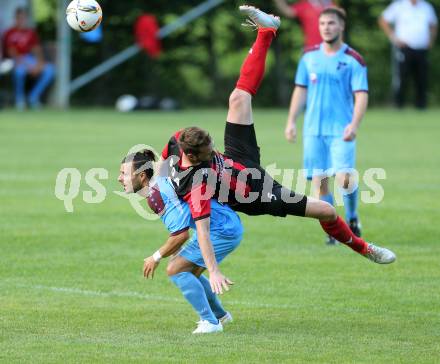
top-left (223, 122), bottom-right (307, 217)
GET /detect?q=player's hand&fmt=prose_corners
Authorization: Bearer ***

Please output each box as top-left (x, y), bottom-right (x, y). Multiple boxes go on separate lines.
top-left (392, 38), bottom-right (408, 49)
top-left (285, 122), bottom-right (297, 143)
top-left (209, 269), bottom-right (234, 295)
top-left (343, 124), bottom-right (357, 141)
top-left (29, 62), bottom-right (44, 76)
top-left (143, 256), bottom-right (159, 279)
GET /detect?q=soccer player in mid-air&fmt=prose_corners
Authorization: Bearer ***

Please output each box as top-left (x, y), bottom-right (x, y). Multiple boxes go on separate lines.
top-left (129, 5), bottom-right (396, 295)
top-left (285, 7), bottom-right (367, 244)
top-left (119, 150), bottom-right (242, 334)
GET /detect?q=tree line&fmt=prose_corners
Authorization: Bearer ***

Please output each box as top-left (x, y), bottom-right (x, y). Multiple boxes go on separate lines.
top-left (36, 0), bottom-right (440, 106)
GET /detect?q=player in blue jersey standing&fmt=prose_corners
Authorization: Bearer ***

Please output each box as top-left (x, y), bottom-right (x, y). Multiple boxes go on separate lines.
top-left (119, 150), bottom-right (242, 334)
top-left (284, 7), bottom-right (368, 244)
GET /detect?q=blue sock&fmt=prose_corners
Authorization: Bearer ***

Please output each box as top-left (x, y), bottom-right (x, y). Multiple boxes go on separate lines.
top-left (170, 272), bottom-right (218, 324)
top-left (342, 187), bottom-right (359, 221)
top-left (198, 274), bottom-right (227, 319)
top-left (320, 193), bottom-right (334, 206)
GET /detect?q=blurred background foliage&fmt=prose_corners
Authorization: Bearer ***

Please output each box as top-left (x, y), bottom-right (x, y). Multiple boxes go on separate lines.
top-left (32, 0), bottom-right (440, 107)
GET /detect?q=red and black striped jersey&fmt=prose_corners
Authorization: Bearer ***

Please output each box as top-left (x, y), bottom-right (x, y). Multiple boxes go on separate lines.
top-left (161, 131), bottom-right (251, 220)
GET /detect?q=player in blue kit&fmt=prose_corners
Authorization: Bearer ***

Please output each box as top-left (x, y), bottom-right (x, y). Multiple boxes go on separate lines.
top-left (285, 7), bottom-right (368, 244)
top-left (118, 150), bottom-right (243, 334)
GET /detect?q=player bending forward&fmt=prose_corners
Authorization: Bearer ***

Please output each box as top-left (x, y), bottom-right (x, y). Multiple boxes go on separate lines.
top-left (119, 150), bottom-right (242, 334)
top-left (151, 6), bottom-right (396, 293)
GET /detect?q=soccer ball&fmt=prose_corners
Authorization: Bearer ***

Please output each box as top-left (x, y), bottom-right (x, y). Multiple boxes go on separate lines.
top-left (66, 0), bottom-right (103, 32)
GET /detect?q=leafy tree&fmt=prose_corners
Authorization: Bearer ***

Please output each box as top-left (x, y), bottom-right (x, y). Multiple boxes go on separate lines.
top-left (32, 0), bottom-right (440, 106)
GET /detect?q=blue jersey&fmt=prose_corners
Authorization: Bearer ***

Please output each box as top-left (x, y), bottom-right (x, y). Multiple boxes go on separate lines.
top-left (147, 177), bottom-right (242, 238)
top-left (295, 43), bottom-right (368, 136)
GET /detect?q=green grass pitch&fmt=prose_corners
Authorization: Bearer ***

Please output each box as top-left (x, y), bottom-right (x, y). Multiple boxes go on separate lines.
top-left (1, 108), bottom-right (439, 363)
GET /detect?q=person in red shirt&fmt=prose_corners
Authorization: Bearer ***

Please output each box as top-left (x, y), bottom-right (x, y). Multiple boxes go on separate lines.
top-left (3, 7), bottom-right (54, 109)
top-left (274, 0), bottom-right (334, 47)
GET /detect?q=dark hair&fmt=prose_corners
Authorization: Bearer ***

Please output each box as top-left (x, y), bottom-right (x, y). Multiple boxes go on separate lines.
top-left (320, 7), bottom-right (347, 23)
top-left (178, 127), bottom-right (212, 156)
top-left (121, 149), bottom-right (156, 180)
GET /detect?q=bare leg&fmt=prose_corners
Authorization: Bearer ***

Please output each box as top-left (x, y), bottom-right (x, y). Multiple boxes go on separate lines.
top-left (304, 196), bottom-right (337, 221)
top-left (226, 7), bottom-right (279, 126)
top-left (335, 172), bottom-right (354, 190)
top-left (227, 89), bottom-right (253, 125)
top-left (311, 175), bottom-right (330, 199)
top-left (166, 255), bottom-right (197, 276)
top-left (336, 171), bottom-right (360, 234)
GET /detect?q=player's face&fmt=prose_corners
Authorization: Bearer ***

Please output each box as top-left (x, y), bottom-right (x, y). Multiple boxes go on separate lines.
top-left (118, 162), bottom-right (146, 193)
top-left (319, 14), bottom-right (344, 44)
top-left (16, 12), bottom-right (28, 29)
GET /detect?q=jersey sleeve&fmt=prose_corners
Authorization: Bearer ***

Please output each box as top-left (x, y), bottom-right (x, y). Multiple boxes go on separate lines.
top-left (183, 183), bottom-right (212, 221)
top-left (295, 56), bottom-right (309, 87)
top-left (161, 144), bottom-right (169, 160)
top-left (382, 2), bottom-right (398, 23)
top-left (351, 61), bottom-right (368, 93)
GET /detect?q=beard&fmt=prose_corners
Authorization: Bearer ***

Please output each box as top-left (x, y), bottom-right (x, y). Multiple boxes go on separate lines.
top-left (134, 182), bottom-right (150, 197)
top-left (122, 180), bottom-right (143, 194)
top-left (324, 34), bottom-right (341, 45)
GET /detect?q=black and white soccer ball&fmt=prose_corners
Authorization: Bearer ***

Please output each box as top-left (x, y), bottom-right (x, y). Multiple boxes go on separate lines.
top-left (66, 0), bottom-right (103, 32)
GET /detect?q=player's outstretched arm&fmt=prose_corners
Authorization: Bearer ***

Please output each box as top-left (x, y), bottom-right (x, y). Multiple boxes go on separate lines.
top-left (343, 91), bottom-right (368, 142)
top-left (195, 218), bottom-right (233, 295)
top-left (285, 86), bottom-right (307, 142)
top-left (143, 230), bottom-right (190, 279)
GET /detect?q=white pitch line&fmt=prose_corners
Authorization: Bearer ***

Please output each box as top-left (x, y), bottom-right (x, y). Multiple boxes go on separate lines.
top-left (19, 284), bottom-right (297, 310)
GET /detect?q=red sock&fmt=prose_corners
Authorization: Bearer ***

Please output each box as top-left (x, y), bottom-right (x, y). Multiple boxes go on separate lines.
top-left (320, 216), bottom-right (368, 254)
top-left (236, 28), bottom-right (276, 95)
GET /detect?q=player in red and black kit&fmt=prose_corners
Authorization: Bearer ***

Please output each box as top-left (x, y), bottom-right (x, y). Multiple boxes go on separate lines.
top-left (161, 127), bottom-right (307, 220)
top-left (156, 6), bottom-right (395, 294)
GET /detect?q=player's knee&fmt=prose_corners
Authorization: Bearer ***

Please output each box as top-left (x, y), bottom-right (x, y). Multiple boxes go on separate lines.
top-left (229, 89), bottom-right (249, 110)
top-left (166, 262), bottom-right (178, 277)
top-left (14, 65), bottom-right (27, 76)
top-left (322, 201), bottom-right (337, 221)
top-left (43, 62), bottom-right (55, 78)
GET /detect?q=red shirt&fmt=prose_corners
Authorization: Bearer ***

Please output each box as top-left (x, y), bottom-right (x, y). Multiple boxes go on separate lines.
top-left (3, 27), bottom-right (39, 57)
top-left (291, 0), bottom-right (333, 47)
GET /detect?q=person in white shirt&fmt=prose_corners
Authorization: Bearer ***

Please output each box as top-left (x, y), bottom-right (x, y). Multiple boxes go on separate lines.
top-left (379, 0), bottom-right (438, 109)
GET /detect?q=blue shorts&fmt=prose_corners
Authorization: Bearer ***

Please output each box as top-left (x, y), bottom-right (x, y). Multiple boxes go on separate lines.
top-left (178, 232), bottom-right (242, 269)
top-left (303, 135), bottom-right (356, 179)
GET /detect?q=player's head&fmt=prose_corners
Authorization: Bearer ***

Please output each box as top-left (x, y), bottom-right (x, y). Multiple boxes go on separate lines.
top-left (15, 7), bottom-right (29, 29)
top-left (119, 149), bottom-right (156, 193)
top-left (319, 7), bottom-right (346, 44)
top-left (178, 127), bottom-right (214, 164)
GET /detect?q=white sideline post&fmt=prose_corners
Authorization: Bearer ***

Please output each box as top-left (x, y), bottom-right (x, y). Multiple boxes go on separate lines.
top-left (68, 0), bottom-right (225, 96)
